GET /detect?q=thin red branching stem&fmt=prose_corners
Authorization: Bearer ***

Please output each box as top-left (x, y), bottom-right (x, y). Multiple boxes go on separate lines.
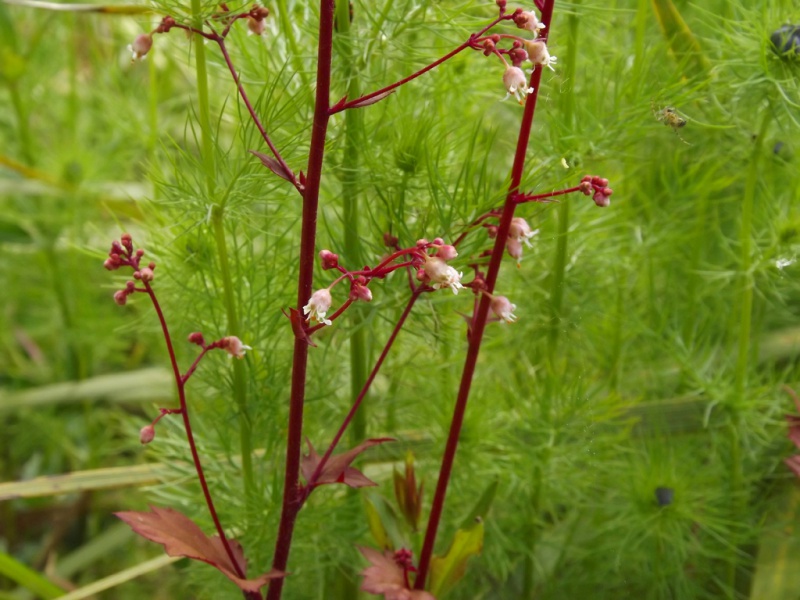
top-left (414, 0), bottom-right (556, 589)
top-left (266, 1), bottom-right (335, 597)
top-left (170, 22), bottom-right (217, 41)
top-left (216, 38), bottom-right (301, 193)
top-left (516, 185), bottom-right (582, 204)
top-left (331, 14), bottom-right (512, 114)
top-left (452, 211), bottom-right (501, 248)
top-left (305, 290), bottom-right (423, 491)
top-left (142, 282), bottom-right (245, 580)
top-left (181, 347), bottom-right (211, 384)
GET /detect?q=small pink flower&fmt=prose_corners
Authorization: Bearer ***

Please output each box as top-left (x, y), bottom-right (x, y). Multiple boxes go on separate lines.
top-left (514, 10), bottom-right (546, 35)
top-left (221, 336), bottom-right (252, 359)
top-left (509, 217), bottom-right (539, 247)
top-left (247, 16), bottom-right (266, 36)
top-left (303, 288), bottom-right (333, 325)
top-left (422, 257), bottom-right (463, 295)
top-left (187, 332), bottom-right (206, 346)
top-left (490, 295), bottom-right (518, 323)
top-left (524, 40), bottom-right (557, 71)
top-left (502, 66), bottom-right (533, 104)
top-left (113, 290), bottom-right (129, 306)
top-left (128, 33), bottom-right (153, 62)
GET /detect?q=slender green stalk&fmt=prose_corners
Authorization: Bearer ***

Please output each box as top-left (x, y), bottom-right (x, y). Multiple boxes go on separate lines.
top-left (727, 109), bottom-right (770, 596)
top-left (190, 0), bottom-right (216, 194)
top-left (190, 0), bottom-right (254, 496)
top-left (547, 0), bottom-right (580, 368)
top-left (335, 0), bottom-right (368, 444)
top-left (211, 210), bottom-right (255, 495)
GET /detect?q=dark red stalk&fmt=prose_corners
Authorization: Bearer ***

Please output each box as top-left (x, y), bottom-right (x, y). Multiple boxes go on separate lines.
top-left (216, 38), bottom-right (300, 193)
top-left (517, 184), bottom-right (582, 204)
top-left (331, 15), bottom-right (511, 114)
top-left (266, 1), bottom-right (335, 598)
top-left (306, 290), bottom-right (422, 490)
top-left (414, 0), bottom-right (556, 588)
top-left (143, 282), bottom-right (245, 580)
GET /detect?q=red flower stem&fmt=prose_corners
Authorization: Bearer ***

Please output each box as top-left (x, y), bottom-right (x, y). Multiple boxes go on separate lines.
top-left (142, 282), bottom-right (245, 580)
top-left (216, 38), bottom-right (301, 192)
top-left (452, 212), bottom-right (500, 248)
top-left (306, 290), bottom-right (422, 490)
top-left (266, 0), bottom-right (335, 597)
top-left (516, 185), bottom-right (582, 204)
top-left (331, 15), bottom-right (512, 114)
top-left (171, 23), bottom-right (217, 41)
top-left (414, 0), bottom-right (556, 589)
top-left (181, 347), bottom-right (211, 384)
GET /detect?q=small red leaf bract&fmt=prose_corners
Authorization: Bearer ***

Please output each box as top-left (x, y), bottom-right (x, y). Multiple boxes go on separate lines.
top-left (358, 546), bottom-right (436, 599)
top-left (115, 506), bottom-right (283, 592)
top-left (348, 90), bottom-right (394, 109)
top-left (284, 307), bottom-right (316, 347)
top-left (249, 150), bottom-right (292, 183)
top-left (301, 438), bottom-right (394, 489)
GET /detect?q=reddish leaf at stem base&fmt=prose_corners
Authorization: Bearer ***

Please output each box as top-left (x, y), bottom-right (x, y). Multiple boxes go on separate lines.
top-left (115, 506), bottom-right (283, 593)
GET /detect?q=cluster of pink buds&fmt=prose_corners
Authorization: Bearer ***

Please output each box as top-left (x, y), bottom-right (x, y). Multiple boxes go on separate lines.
top-left (104, 234), bottom-right (157, 305)
top-left (579, 175), bottom-right (614, 207)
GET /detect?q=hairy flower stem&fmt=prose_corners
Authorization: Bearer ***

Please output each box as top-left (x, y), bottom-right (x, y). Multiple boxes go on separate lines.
top-left (142, 282), bottom-right (245, 581)
top-left (266, 1), bottom-right (335, 598)
top-left (415, 1), bottom-right (556, 588)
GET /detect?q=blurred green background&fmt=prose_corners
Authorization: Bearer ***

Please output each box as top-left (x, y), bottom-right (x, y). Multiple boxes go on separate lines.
top-left (2, 0), bottom-right (800, 598)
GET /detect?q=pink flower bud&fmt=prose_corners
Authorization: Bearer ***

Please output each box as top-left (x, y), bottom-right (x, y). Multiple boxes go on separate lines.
top-left (319, 249), bottom-right (339, 270)
top-left (486, 225), bottom-right (499, 239)
top-left (416, 268), bottom-right (429, 282)
top-left (416, 238), bottom-right (429, 248)
top-left (593, 191), bottom-right (611, 208)
top-left (139, 424), bottom-right (156, 444)
top-left (383, 232), bottom-right (399, 247)
top-left (514, 10), bottom-right (546, 35)
top-left (436, 244), bottom-right (458, 261)
top-left (114, 290), bottom-right (128, 306)
top-left (187, 332), bottom-right (205, 346)
top-left (104, 258), bottom-right (118, 270)
top-left (128, 34), bottom-right (153, 62)
top-left (138, 267), bottom-right (154, 282)
top-left (508, 217), bottom-right (539, 247)
top-left (351, 284), bottom-right (373, 302)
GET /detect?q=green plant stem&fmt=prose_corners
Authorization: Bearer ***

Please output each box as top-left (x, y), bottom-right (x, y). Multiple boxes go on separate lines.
top-left (211, 210), bottom-right (255, 496)
top-left (190, 0), bottom-right (216, 194)
top-left (727, 109), bottom-right (770, 597)
top-left (547, 0), bottom-right (578, 375)
top-left (335, 0), bottom-right (368, 444)
top-left (8, 83), bottom-right (33, 165)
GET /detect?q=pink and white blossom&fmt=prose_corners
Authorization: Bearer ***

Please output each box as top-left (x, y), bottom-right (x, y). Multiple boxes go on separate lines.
top-left (303, 288), bottom-right (333, 325)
